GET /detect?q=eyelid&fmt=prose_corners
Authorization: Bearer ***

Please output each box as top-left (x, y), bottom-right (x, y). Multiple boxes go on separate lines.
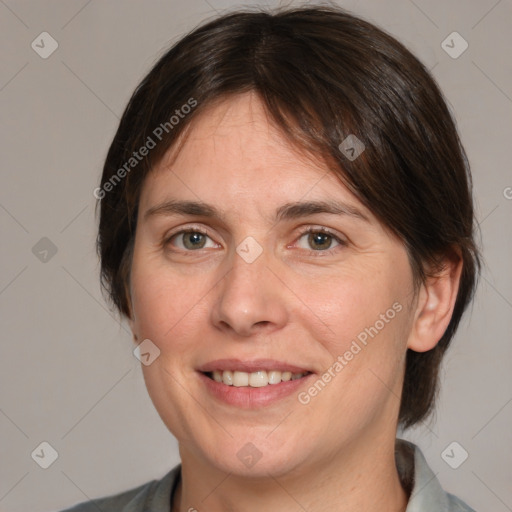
top-left (163, 224), bottom-right (217, 247)
top-left (163, 223), bottom-right (348, 253)
top-left (292, 225), bottom-right (347, 254)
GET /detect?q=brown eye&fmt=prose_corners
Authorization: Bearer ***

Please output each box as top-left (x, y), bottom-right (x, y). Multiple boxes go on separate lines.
top-left (296, 228), bottom-right (345, 253)
top-left (167, 230), bottom-right (217, 251)
top-left (181, 232), bottom-right (207, 250)
top-left (307, 232), bottom-right (334, 250)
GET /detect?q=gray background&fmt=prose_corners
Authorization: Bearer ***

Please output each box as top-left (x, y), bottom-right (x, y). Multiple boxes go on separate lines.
top-left (0, 0), bottom-right (511, 511)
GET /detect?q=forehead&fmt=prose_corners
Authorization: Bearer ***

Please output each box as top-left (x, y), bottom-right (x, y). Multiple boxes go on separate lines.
top-left (139, 92), bottom-right (371, 220)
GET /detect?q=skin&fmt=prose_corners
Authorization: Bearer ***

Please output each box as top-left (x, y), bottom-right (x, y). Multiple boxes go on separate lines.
top-left (127, 91), bottom-right (462, 512)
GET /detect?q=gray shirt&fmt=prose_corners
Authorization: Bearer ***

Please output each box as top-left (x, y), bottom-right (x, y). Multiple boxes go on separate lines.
top-left (60, 439), bottom-right (476, 511)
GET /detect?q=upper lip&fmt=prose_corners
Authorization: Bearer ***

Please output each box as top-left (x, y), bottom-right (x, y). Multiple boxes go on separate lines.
top-left (197, 359), bottom-right (313, 374)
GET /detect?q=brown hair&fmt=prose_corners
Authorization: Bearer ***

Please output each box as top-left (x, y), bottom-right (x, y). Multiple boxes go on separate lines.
top-left (96, 4), bottom-right (480, 429)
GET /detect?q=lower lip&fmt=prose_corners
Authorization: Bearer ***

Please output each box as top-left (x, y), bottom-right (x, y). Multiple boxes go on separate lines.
top-left (198, 372), bottom-right (314, 408)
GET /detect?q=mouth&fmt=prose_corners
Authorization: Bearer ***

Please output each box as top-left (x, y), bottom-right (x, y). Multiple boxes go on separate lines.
top-left (203, 369), bottom-right (312, 387)
top-left (197, 359), bottom-right (314, 408)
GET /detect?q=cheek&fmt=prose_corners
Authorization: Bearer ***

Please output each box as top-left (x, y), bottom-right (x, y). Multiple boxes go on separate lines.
top-left (304, 262), bottom-right (408, 349)
top-left (302, 259), bottom-right (412, 408)
top-left (300, 287), bottom-right (409, 437)
top-left (129, 262), bottom-right (211, 440)
top-left (129, 254), bottom-right (206, 352)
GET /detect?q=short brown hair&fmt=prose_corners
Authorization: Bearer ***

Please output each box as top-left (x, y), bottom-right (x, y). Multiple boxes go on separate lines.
top-left (96, 5), bottom-right (480, 429)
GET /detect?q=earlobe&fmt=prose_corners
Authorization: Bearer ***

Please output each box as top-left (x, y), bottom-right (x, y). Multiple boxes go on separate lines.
top-left (125, 286), bottom-right (138, 345)
top-left (407, 253), bottom-right (463, 353)
top-left (127, 308), bottom-right (139, 345)
top-left (128, 318), bottom-right (139, 345)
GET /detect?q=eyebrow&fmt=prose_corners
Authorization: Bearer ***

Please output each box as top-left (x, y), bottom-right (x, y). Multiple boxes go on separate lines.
top-left (143, 199), bottom-right (370, 223)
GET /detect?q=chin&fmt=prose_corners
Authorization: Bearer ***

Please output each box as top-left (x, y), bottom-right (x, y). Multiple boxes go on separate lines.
top-left (198, 432), bottom-right (314, 479)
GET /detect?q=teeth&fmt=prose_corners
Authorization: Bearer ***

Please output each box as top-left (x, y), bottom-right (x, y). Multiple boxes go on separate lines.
top-left (249, 371), bottom-right (268, 387)
top-left (209, 369), bottom-right (308, 387)
top-left (281, 371), bottom-right (292, 381)
top-left (233, 371), bottom-right (249, 387)
top-left (267, 370), bottom-right (281, 385)
top-left (222, 370), bottom-right (233, 386)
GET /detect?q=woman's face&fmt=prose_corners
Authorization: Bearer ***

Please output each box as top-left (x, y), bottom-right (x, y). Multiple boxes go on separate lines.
top-left (129, 92), bottom-right (417, 477)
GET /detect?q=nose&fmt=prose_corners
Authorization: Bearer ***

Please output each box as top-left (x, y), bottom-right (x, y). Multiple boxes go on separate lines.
top-left (210, 245), bottom-right (289, 338)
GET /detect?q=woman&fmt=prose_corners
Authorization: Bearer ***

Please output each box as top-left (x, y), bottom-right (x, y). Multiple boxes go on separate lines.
top-left (64, 4), bottom-right (480, 511)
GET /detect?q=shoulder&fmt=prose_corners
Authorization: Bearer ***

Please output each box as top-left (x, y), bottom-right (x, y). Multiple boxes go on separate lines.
top-left (396, 439), bottom-right (477, 512)
top-left (58, 465), bottom-right (181, 512)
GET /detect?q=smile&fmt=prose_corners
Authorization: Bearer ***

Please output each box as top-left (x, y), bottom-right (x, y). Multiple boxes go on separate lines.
top-left (205, 369), bottom-right (311, 387)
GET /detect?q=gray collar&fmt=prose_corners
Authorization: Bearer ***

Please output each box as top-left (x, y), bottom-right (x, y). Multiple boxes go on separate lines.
top-left (396, 438), bottom-right (476, 512)
top-left (139, 439), bottom-right (475, 511)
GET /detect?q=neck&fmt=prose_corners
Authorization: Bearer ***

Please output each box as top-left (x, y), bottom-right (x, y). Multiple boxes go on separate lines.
top-left (172, 433), bottom-right (409, 512)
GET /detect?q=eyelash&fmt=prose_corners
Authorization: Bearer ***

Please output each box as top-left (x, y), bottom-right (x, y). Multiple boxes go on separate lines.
top-left (294, 226), bottom-right (347, 255)
top-left (163, 225), bottom-right (347, 256)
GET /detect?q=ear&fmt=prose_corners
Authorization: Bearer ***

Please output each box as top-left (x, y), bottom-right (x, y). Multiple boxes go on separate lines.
top-left (128, 318), bottom-right (139, 345)
top-left (125, 285), bottom-right (139, 345)
top-left (407, 251), bottom-right (463, 352)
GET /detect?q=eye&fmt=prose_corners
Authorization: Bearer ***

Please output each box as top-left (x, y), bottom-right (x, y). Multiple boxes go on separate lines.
top-left (295, 227), bottom-right (346, 253)
top-left (163, 226), bottom-right (346, 254)
top-left (165, 229), bottom-right (219, 251)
